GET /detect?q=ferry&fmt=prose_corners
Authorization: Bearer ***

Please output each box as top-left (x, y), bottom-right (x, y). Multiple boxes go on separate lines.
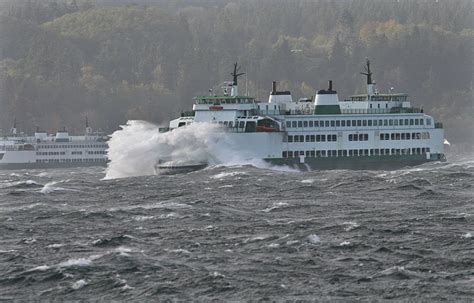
top-left (0, 119), bottom-right (108, 169)
top-left (160, 60), bottom-right (446, 170)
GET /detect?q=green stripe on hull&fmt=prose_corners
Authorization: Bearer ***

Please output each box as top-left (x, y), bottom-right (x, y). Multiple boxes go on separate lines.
top-left (265, 154), bottom-right (445, 170)
top-left (314, 105), bottom-right (341, 115)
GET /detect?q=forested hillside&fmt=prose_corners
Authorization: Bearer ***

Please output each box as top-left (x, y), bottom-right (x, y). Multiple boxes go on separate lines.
top-left (0, 0), bottom-right (472, 144)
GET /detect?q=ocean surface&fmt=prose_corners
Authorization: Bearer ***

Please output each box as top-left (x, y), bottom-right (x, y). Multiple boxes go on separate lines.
top-left (1, 153), bottom-right (473, 301)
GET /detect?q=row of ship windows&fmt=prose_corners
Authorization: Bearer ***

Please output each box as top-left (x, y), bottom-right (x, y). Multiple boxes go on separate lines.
top-left (286, 132), bottom-right (430, 143)
top-left (380, 132), bottom-right (430, 140)
top-left (38, 144), bottom-right (107, 149)
top-left (286, 118), bottom-right (430, 129)
top-left (282, 147), bottom-right (431, 158)
top-left (36, 158), bottom-right (107, 163)
top-left (287, 134), bottom-right (338, 143)
top-left (36, 151), bottom-right (107, 156)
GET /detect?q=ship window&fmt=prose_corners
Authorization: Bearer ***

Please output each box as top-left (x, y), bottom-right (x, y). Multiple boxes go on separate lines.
top-left (331, 121), bottom-right (335, 127)
top-left (363, 120), bottom-right (367, 126)
top-left (354, 150), bottom-right (359, 156)
top-left (310, 135), bottom-right (315, 142)
top-left (300, 135), bottom-right (304, 142)
top-left (282, 151), bottom-right (287, 158)
top-left (372, 120), bottom-right (377, 126)
top-left (370, 104), bottom-right (373, 109)
top-left (338, 150), bottom-right (343, 157)
top-left (357, 120), bottom-right (362, 127)
top-left (305, 135), bottom-right (310, 142)
top-left (389, 120), bottom-right (393, 126)
top-left (353, 134), bottom-right (358, 141)
top-left (288, 151), bottom-right (293, 158)
top-left (404, 119), bottom-right (409, 125)
top-left (343, 150), bottom-right (348, 156)
top-left (410, 119), bottom-right (414, 125)
top-left (349, 150), bottom-right (353, 156)
top-left (303, 121), bottom-right (308, 128)
top-left (368, 120), bottom-right (372, 126)
top-left (359, 134), bottom-right (364, 141)
top-left (316, 135), bottom-right (320, 142)
top-left (364, 134), bottom-right (368, 141)
top-left (239, 121), bottom-right (245, 129)
top-left (341, 120), bottom-right (346, 127)
top-left (333, 135), bottom-right (337, 141)
top-left (383, 120), bottom-right (388, 126)
top-left (309, 121), bottom-right (313, 127)
top-left (420, 119), bottom-right (424, 125)
top-left (325, 121), bottom-right (329, 127)
top-left (426, 118), bottom-right (431, 125)
top-left (298, 121), bottom-right (303, 128)
top-left (401, 133), bottom-right (405, 140)
top-left (314, 121), bottom-right (319, 127)
top-left (385, 103), bottom-right (388, 108)
top-left (391, 133), bottom-right (395, 140)
top-left (378, 104), bottom-right (380, 109)
top-left (346, 120), bottom-right (351, 126)
top-left (294, 136), bottom-right (299, 142)
top-left (349, 134), bottom-right (353, 141)
top-left (336, 120), bottom-right (340, 127)
top-left (292, 121), bottom-right (297, 128)
top-left (321, 135), bottom-right (326, 142)
top-left (286, 121), bottom-right (291, 128)
top-left (396, 133), bottom-right (401, 140)
top-left (288, 136), bottom-right (293, 142)
top-left (321, 150), bottom-right (326, 157)
top-left (352, 120), bottom-right (356, 126)
top-left (310, 151), bottom-right (315, 157)
top-left (415, 119), bottom-right (419, 126)
top-left (394, 119), bottom-right (398, 126)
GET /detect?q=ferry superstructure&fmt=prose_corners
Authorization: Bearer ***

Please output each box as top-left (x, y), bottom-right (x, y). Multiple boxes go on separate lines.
top-left (161, 60), bottom-right (445, 170)
top-left (0, 122), bottom-right (108, 169)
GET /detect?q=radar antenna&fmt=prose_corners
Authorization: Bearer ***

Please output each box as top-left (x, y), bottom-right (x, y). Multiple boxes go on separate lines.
top-left (360, 58), bottom-right (373, 85)
top-left (231, 62), bottom-right (245, 86)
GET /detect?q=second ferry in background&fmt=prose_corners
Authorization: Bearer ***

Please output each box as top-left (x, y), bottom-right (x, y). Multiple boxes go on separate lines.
top-left (159, 59), bottom-right (446, 171)
top-left (0, 119), bottom-right (108, 169)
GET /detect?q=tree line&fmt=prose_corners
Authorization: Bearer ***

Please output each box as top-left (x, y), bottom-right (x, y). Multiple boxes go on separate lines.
top-left (0, 0), bottom-right (472, 144)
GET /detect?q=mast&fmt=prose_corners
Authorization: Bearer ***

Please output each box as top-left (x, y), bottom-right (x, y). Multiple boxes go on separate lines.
top-left (360, 58), bottom-right (374, 97)
top-left (230, 62), bottom-right (245, 96)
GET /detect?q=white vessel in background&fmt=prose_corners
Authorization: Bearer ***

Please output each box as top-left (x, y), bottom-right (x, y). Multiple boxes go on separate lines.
top-left (0, 119), bottom-right (108, 169)
top-left (159, 60), bottom-right (446, 171)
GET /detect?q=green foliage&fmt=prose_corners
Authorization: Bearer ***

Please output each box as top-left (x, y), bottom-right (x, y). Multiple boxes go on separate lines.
top-left (0, 0), bottom-right (472, 145)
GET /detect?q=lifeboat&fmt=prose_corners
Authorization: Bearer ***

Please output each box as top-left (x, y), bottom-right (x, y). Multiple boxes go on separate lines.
top-left (209, 105), bottom-right (223, 110)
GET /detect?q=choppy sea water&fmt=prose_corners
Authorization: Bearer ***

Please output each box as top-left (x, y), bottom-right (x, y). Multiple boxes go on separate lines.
top-left (0, 156), bottom-right (473, 301)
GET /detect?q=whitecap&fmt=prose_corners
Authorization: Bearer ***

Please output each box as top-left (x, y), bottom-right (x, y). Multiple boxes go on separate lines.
top-left (462, 232), bottom-right (472, 239)
top-left (339, 241), bottom-right (351, 246)
top-left (307, 234), bottom-right (321, 244)
top-left (71, 279), bottom-right (88, 290)
top-left (342, 221), bottom-right (360, 231)
top-left (47, 243), bottom-right (65, 248)
top-left (210, 171), bottom-right (244, 179)
top-left (132, 215), bottom-right (154, 221)
top-left (59, 255), bottom-right (101, 268)
top-left (30, 265), bottom-right (50, 272)
top-left (301, 179), bottom-right (314, 184)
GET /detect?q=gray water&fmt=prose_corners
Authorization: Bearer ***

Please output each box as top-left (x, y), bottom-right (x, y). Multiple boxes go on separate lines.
top-left (0, 156), bottom-right (473, 301)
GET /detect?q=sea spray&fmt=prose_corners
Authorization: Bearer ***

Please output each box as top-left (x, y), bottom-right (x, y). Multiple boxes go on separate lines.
top-left (105, 120), bottom-right (298, 179)
top-left (105, 121), bottom-right (222, 179)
